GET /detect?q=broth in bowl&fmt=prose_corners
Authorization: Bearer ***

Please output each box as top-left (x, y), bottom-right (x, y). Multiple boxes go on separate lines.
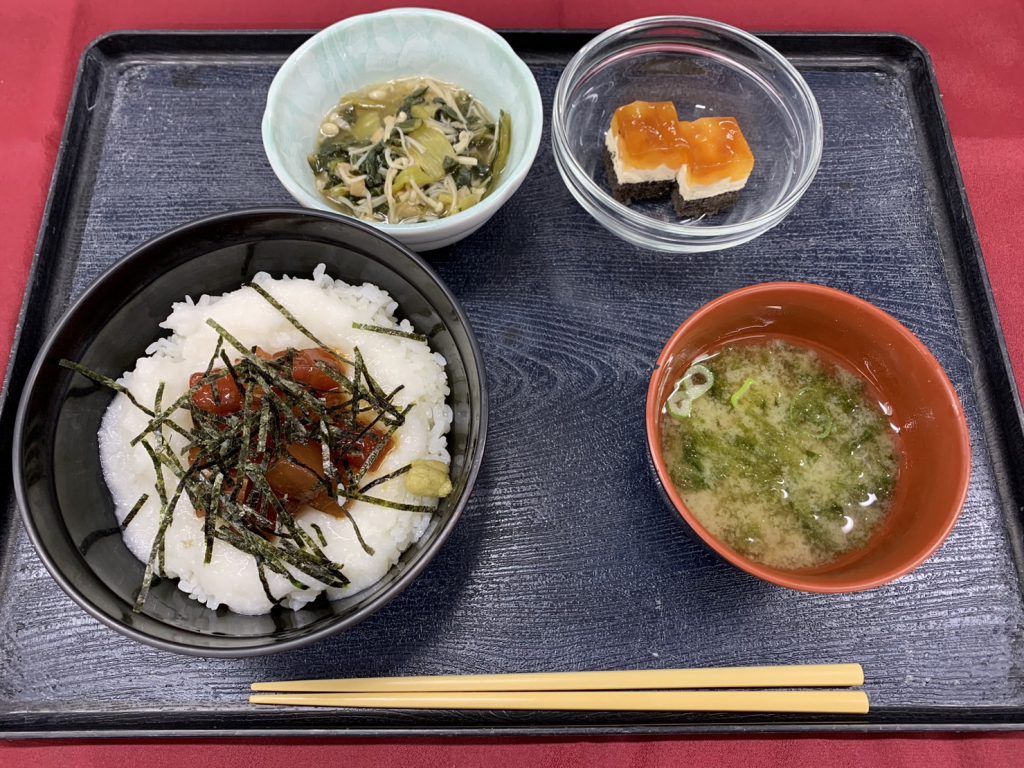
top-left (659, 339), bottom-right (900, 570)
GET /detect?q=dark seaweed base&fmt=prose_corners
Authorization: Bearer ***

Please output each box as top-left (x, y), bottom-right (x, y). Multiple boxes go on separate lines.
top-left (601, 145), bottom-right (675, 203)
top-left (671, 188), bottom-right (741, 217)
top-left (601, 145), bottom-right (741, 217)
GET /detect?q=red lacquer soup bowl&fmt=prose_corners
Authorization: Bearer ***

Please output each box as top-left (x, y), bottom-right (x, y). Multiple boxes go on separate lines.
top-left (645, 282), bottom-right (971, 593)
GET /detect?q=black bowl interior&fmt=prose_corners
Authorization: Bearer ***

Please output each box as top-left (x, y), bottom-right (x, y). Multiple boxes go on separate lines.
top-left (13, 209), bottom-right (486, 656)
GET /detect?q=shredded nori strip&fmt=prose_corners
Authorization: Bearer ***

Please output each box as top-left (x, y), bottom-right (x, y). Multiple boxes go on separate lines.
top-left (352, 322), bottom-right (428, 343)
top-left (359, 352), bottom-right (403, 423)
top-left (353, 349), bottom-right (406, 425)
top-left (318, 419), bottom-right (340, 487)
top-left (257, 397), bottom-right (272, 455)
top-left (134, 549), bottom-right (161, 612)
top-left (204, 472), bottom-right (223, 564)
top-left (248, 282), bottom-right (345, 359)
top-left (336, 489), bottom-right (434, 513)
top-left (219, 349), bottom-right (245, 394)
top-left (134, 470), bottom-right (182, 613)
top-left (310, 523), bottom-right (328, 548)
top-left (152, 383), bottom-right (166, 450)
top-left (59, 360), bottom-right (155, 416)
top-left (349, 404), bottom-right (413, 489)
top-left (77, 526), bottom-right (122, 556)
top-left (129, 382), bottom-right (207, 446)
top-left (207, 319), bottom-right (332, 422)
top-left (120, 493), bottom-right (149, 531)
top-left (157, 474), bottom-right (190, 576)
top-left (344, 511), bottom-right (375, 557)
top-left (256, 560), bottom-right (281, 606)
top-left (140, 440), bottom-right (168, 509)
top-left (236, 385), bottom-right (256, 482)
top-left (358, 464), bottom-right (412, 493)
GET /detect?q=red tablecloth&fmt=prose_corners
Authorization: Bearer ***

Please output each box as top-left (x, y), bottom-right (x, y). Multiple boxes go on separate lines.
top-left (1, 0), bottom-right (1022, 765)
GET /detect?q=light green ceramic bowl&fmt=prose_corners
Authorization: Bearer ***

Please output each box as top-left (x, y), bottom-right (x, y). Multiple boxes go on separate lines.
top-left (263, 8), bottom-right (543, 251)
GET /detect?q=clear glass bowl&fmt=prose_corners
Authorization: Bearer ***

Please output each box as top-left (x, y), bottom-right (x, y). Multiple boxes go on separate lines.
top-left (552, 17), bottom-right (823, 253)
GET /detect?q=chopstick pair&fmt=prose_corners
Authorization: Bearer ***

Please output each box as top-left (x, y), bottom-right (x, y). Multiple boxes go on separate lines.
top-left (250, 663), bottom-right (869, 714)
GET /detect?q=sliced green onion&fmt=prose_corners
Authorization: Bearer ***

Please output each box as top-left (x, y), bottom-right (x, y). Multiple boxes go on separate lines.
top-left (666, 385), bottom-right (693, 421)
top-left (680, 363), bottom-right (714, 400)
top-left (666, 363), bottom-right (715, 421)
top-left (730, 378), bottom-right (756, 409)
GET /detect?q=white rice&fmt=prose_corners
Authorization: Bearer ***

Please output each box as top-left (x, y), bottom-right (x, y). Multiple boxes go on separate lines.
top-left (97, 265), bottom-right (451, 615)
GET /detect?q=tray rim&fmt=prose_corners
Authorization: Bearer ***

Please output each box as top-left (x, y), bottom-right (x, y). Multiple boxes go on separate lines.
top-left (3, 722), bottom-right (1024, 741)
top-left (1, 28), bottom-right (1023, 740)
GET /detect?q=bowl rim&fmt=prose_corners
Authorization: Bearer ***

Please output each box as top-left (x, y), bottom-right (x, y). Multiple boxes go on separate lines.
top-left (551, 15), bottom-right (824, 239)
top-left (644, 281), bottom-right (972, 593)
top-left (11, 207), bottom-right (489, 657)
top-left (261, 7), bottom-right (543, 235)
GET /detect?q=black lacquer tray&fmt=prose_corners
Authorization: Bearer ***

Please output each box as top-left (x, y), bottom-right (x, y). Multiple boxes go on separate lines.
top-left (1, 31), bottom-right (1022, 738)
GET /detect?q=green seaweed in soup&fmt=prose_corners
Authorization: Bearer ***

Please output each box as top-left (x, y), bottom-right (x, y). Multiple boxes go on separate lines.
top-left (308, 77), bottom-right (511, 223)
top-left (659, 340), bottom-right (899, 569)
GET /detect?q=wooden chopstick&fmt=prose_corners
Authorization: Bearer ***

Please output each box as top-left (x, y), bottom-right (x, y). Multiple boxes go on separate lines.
top-left (249, 689), bottom-right (869, 714)
top-left (251, 663), bottom-right (864, 693)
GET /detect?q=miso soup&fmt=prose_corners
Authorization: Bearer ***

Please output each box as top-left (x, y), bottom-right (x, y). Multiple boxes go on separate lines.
top-left (659, 340), bottom-right (899, 570)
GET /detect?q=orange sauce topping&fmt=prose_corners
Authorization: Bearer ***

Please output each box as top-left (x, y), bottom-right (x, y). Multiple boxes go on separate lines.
top-left (611, 101), bottom-right (754, 186)
top-left (676, 117), bottom-right (755, 185)
top-left (611, 101), bottom-right (690, 170)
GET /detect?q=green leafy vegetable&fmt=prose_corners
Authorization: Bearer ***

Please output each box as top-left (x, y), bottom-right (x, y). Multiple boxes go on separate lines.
top-left (310, 77), bottom-right (510, 223)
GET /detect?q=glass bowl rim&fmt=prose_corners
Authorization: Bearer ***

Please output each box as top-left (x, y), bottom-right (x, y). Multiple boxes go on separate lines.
top-left (551, 15), bottom-right (824, 239)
